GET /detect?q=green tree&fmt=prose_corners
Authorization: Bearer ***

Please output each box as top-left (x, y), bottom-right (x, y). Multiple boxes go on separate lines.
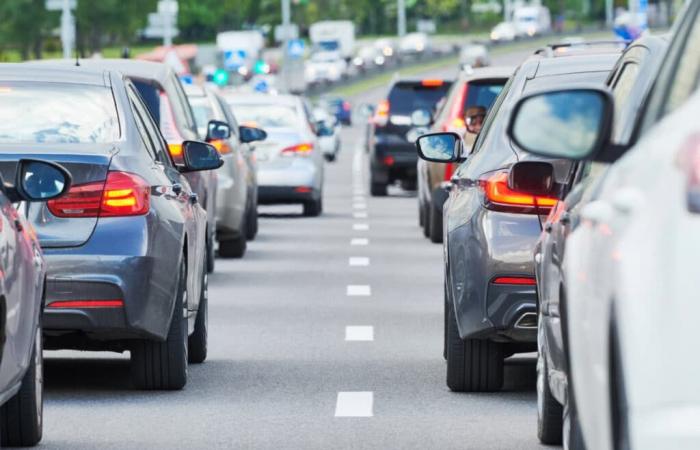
top-left (0, 0), bottom-right (50, 59)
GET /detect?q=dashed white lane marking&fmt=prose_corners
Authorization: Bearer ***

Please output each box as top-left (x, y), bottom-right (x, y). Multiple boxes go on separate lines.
top-left (349, 257), bottom-right (370, 267)
top-left (353, 202), bottom-right (367, 210)
top-left (353, 196), bottom-right (365, 203)
top-left (353, 211), bottom-right (368, 219)
top-left (335, 392), bottom-right (374, 417)
top-left (346, 285), bottom-right (371, 296)
top-left (353, 223), bottom-right (369, 231)
top-left (345, 326), bottom-right (374, 341)
top-left (351, 238), bottom-right (369, 246)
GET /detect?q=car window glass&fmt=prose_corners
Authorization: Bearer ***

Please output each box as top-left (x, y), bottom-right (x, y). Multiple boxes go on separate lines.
top-left (126, 90), bottom-right (158, 161)
top-left (387, 82), bottom-right (452, 116)
top-left (216, 96), bottom-right (239, 137)
top-left (471, 73), bottom-right (514, 154)
top-left (171, 74), bottom-right (198, 135)
top-left (664, 17), bottom-right (700, 114)
top-left (611, 62), bottom-right (640, 131)
top-left (130, 86), bottom-right (172, 166)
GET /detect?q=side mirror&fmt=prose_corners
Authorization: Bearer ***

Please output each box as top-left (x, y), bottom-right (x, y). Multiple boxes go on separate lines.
top-left (14, 159), bottom-right (72, 202)
top-left (508, 88), bottom-right (613, 160)
top-left (206, 120), bottom-right (231, 141)
top-left (411, 108), bottom-right (432, 127)
top-left (180, 141), bottom-right (224, 172)
top-left (240, 125), bottom-right (267, 144)
top-left (508, 161), bottom-right (556, 197)
top-left (416, 132), bottom-right (463, 163)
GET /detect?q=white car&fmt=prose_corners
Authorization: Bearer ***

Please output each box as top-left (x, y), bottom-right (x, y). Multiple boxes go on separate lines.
top-left (399, 32), bottom-right (431, 57)
top-left (490, 22), bottom-right (517, 42)
top-left (506, 3), bottom-right (700, 448)
top-left (313, 108), bottom-right (341, 162)
top-left (459, 43), bottom-right (490, 68)
top-left (305, 51), bottom-right (347, 84)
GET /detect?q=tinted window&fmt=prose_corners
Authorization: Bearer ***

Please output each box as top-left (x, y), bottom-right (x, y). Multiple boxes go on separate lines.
top-left (664, 16), bottom-right (700, 114)
top-left (464, 81), bottom-right (505, 110)
top-left (388, 82), bottom-right (452, 115)
top-left (132, 80), bottom-right (161, 123)
top-left (0, 82), bottom-right (119, 144)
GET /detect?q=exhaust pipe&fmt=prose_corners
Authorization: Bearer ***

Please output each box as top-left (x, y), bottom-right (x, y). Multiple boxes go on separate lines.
top-left (514, 312), bottom-right (537, 329)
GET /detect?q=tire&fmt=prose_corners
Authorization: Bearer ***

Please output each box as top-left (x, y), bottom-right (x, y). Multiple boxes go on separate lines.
top-left (370, 173), bottom-right (388, 197)
top-left (401, 178), bottom-right (417, 191)
top-left (418, 200), bottom-right (425, 227)
top-left (1, 327), bottom-right (43, 447)
top-left (429, 201), bottom-right (443, 243)
top-left (422, 202), bottom-right (431, 238)
top-left (206, 232), bottom-right (215, 273)
top-left (537, 351), bottom-right (563, 445)
top-left (446, 306), bottom-right (504, 392)
top-left (188, 269), bottom-right (208, 364)
top-left (324, 153), bottom-right (336, 162)
top-left (303, 198), bottom-right (322, 217)
top-left (443, 284), bottom-right (449, 361)
top-left (245, 202), bottom-right (258, 241)
top-left (219, 235), bottom-right (246, 258)
top-left (131, 259), bottom-right (188, 390)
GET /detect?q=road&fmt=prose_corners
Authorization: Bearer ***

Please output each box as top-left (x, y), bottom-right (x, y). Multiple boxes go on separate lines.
top-left (37, 48), bottom-right (554, 450)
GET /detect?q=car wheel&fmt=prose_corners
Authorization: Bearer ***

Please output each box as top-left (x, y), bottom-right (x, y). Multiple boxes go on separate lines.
top-left (188, 269), bottom-right (208, 364)
top-left (401, 178), bottom-right (417, 191)
top-left (429, 201), bottom-right (443, 243)
top-left (422, 203), bottom-right (431, 238)
top-left (1, 327), bottom-right (43, 447)
top-left (443, 283), bottom-right (449, 361)
top-left (206, 231), bottom-right (215, 273)
top-left (324, 153), bottom-right (336, 162)
top-left (245, 202), bottom-right (258, 241)
top-left (303, 197), bottom-right (322, 217)
top-left (446, 306), bottom-right (503, 392)
top-left (131, 258), bottom-right (188, 390)
top-left (537, 350), bottom-right (563, 444)
top-left (418, 199), bottom-right (425, 227)
top-left (370, 172), bottom-right (388, 197)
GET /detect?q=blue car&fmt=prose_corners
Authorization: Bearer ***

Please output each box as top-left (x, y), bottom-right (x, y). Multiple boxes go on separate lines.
top-left (319, 95), bottom-right (352, 125)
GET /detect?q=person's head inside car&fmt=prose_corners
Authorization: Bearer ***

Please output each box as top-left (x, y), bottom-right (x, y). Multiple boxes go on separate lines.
top-left (464, 105), bottom-right (487, 134)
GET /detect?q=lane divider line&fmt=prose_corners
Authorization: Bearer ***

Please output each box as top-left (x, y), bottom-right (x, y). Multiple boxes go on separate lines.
top-left (346, 285), bottom-right (371, 296)
top-left (353, 211), bottom-right (368, 219)
top-left (345, 326), bottom-right (374, 341)
top-left (335, 392), bottom-right (374, 417)
top-left (353, 223), bottom-right (369, 231)
top-left (349, 257), bottom-right (370, 267)
top-left (351, 238), bottom-right (369, 246)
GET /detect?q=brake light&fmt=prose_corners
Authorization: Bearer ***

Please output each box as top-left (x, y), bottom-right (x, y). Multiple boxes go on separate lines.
top-left (342, 101), bottom-right (351, 111)
top-left (492, 276), bottom-right (536, 285)
top-left (383, 155), bottom-right (395, 166)
top-left (373, 100), bottom-right (390, 126)
top-left (478, 171), bottom-right (557, 213)
top-left (421, 79), bottom-right (444, 87)
top-left (210, 139), bottom-right (232, 155)
top-left (48, 171), bottom-right (150, 218)
top-left (444, 163), bottom-right (455, 181)
top-left (47, 299), bottom-right (124, 309)
top-left (281, 142), bottom-right (314, 156)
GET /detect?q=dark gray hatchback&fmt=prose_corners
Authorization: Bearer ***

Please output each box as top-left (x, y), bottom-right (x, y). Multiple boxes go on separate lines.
top-left (417, 46), bottom-right (622, 392)
top-left (0, 64), bottom-right (222, 390)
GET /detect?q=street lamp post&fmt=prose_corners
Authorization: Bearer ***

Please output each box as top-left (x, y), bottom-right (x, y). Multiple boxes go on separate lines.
top-left (397, 0), bottom-right (406, 37)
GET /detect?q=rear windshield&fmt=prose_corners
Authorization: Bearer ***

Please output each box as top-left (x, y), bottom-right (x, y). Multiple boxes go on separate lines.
top-left (0, 82), bottom-right (119, 144)
top-left (388, 82), bottom-right (452, 115)
top-left (133, 80), bottom-right (161, 123)
top-left (229, 103), bottom-right (299, 128)
top-left (464, 81), bottom-right (505, 110)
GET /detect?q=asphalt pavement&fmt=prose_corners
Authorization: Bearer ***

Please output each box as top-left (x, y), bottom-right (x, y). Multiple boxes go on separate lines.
top-left (36, 47), bottom-right (555, 450)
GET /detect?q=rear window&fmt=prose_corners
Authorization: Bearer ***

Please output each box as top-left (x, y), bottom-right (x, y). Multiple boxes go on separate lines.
top-left (228, 103), bottom-right (299, 128)
top-left (464, 81), bottom-right (505, 110)
top-left (0, 82), bottom-right (119, 144)
top-left (388, 81), bottom-right (452, 115)
top-left (133, 80), bottom-right (161, 123)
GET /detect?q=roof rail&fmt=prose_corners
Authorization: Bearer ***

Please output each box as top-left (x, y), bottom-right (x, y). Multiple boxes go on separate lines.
top-left (534, 40), bottom-right (631, 57)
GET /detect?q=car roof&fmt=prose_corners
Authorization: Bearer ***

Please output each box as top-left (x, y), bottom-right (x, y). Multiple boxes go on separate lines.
top-left (459, 66), bottom-right (515, 82)
top-left (222, 92), bottom-right (300, 106)
top-left (27, 58), bottom-right (174, 83)
top-left (0, 63), bottom-right (110, 86)
top-left (533, 52), bottom-right (621, 77)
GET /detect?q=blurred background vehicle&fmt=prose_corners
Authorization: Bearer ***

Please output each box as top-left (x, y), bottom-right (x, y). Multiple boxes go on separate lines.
top-left (417, 66), bottom-right (512, 243)
top-left (513, 4), bottom-right (552, 38)
top-left (186, 84), bottom-right (262, 258)
top-left (305, 50), bottom-right (348, 85)
top-left (352, 45), bottom-right (382, 73)
top-left (224, 93), bottom-right (325, 217)
top-left (368, 77), bottom-right (452, 196)
top-left (490, 22), bottom-right (517, 43)
top-left (216, 30), bottom-right (266, 81)
top-left (309, 20), bottom-right (356, 61)
top-left (313, 107), bottom-right (341, 162)
top-left (459, 43), bottom-right (491, 69)
top-left (399, 32), bottom-right (431, 59)
top-left (373, 38), bottom-right (399, 65)
top-left (417, 45), bottom-right (620, 393)
top-left (0, 159), bottom-right (71, 447)
top-left (524, 35), bottom-right (668, 447)
top-left (318, 94), bottom-right (352, 125)
top-left (4, 64), bottom-right (220, 391)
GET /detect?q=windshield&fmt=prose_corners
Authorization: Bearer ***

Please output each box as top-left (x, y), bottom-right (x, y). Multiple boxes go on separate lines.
top-left (229, 103), bottom-right (300, 128)
top-left (0, 82), bottom-right (119, 144)
top-left (388, 82), bottom-right (451, 115)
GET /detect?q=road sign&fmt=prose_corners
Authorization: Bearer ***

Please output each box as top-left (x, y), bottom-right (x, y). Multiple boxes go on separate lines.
top-left (143, 26), bottom-right (180, 39)
top-left (223, 50), bottom-right (247, 70)
top-left (274, 24), bottom-right (299, 42)
top-left (45, 0), bottom-right (76, 10)
top-left (287, 39), bottom-right (305, 59)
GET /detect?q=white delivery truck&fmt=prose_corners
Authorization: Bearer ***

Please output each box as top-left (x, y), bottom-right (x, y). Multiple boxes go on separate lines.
top-left (513, 5), bottom-right (551, 37)
top-left (309, 20), bottom-right (355, 61)
top-left (216, 30), bottom-right (265, 77)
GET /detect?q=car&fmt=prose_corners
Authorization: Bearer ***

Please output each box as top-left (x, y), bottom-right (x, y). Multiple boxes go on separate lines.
top-left (0, 158), bottom-right (71, 447)
top-left (305, 51), bottom-right (348, 84)
top-left (521, 35), bottom-right (668, 447)
top-left (368, 77), bottom-right (452, 196)
top-left (313, 107), bottom-right (341, 162)
top-left (48, 59), bottom-right (222, 267)
top-left (399, 32), bottom-right (431, 59)
top-left (506, 5), bottom-right (700, 448)
top-left (373, 38), bottom-right (399, 65)
top-left (459, 43), bottom-right (491, 69)
top-left (417, 66), bottom-right (512, 243)
top-left (415, 46), bottom-right (620, 393)
top-left (185, 84), bottom-right (264, 257)
top-left (6, 64), bottom-right (221, 390)
top-left (352, 45), bottom-right (382, 73)
top-left (490, 22), bottom-right (517, 43)
top-left (224, 93), bottom-right (325, 216)
top-left (318, 95), bottom-right (352, 126)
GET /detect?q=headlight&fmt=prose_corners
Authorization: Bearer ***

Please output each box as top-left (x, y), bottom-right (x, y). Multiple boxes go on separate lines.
top-left (383, 47), bottom-right (393, 56)
top-left (491, 32), bottom-right (500, 40)
top-left (353, 57), bottom-right (363, 66)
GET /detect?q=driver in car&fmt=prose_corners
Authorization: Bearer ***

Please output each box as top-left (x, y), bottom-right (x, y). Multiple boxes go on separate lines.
top-left (464, 106), bottom-right (487, 134)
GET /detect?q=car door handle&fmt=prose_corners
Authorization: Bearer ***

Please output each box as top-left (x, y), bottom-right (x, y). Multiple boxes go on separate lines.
top-left (189, 193), bottom-right (199, 205)
top-left (544, 222), bottom-right (553, 233)
top-left (172, 183), bottom-right (183, 195)
top-left (560, 212), bottom-right (571, 225)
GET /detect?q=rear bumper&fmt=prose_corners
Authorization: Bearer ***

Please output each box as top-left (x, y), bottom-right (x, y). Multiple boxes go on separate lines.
top-left (370, 135), bottom-right (418, 182)
top-left (258, 186), bottom-right (319, 204)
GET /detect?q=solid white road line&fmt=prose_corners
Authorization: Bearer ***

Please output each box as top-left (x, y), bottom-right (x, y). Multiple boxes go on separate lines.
top-left (351, 238), bottom-right (369, 246)
top-left (349, 257), bottom-right (370, 267)
top-left (353, 211), bottom-right (368, 219)
top-left (353, 223), bottom-right (369, 231)
top-left (353, 195), bottom-right (365, 203)
top-left (346, 285), bottom-right (371, 296)
top-left (345, 326), bottom-right (374, 341)
top-left (335, 392), bottom-right (374, 417)
top-left (353, 203), bottom-right (367, 210)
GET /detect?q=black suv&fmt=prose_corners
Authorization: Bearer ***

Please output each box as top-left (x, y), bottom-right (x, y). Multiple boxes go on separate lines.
top-left (368, 78), bottom-right (451, 196)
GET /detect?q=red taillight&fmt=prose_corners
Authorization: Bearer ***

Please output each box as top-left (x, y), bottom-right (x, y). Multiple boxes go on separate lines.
top-left (342, 101), bottom-right (351, 111)
top-left (444, 162), bottom-right (455, 181)
top-left (210, 139), bottom-right (232, 155)
top-left (383, 155), bottom-right (395, 166)
top-left (421, 79), bottom-right (444, 87)
top-left (281, 142), bottom-right (314, 156)
top-left (492, 277), bottom-right (536, 285)
top-left (373, 100), bottom-right (390, 126)
top-left (479, 171), bottom-right (557, 213)
top-left (48, 171), bottom-right (150, 218)
top-left (295, 186), bottom-right (312, 193)
top-left (47, 299), bottom-right (124, 308)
